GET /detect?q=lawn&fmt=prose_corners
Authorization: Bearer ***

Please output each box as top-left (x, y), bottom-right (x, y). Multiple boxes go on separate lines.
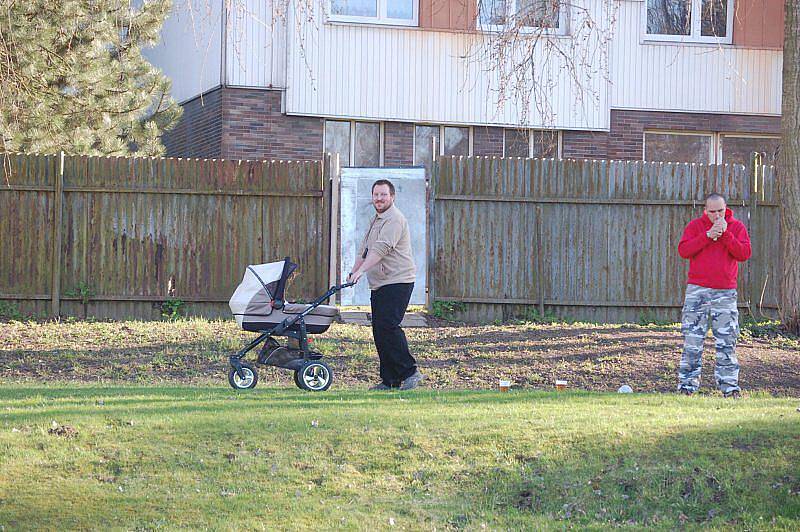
top-left (1, 317), bottom-right (799, 529)
top-left (0, 386), bottom-right (798, 529)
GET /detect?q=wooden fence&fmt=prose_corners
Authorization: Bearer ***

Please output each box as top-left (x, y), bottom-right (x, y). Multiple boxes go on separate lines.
top-left (2, 152), bottom-right (782, 324)
top-left (429, 157), bottom-right (780, 323)
top-left (0, 153), bottom-right (334, 320)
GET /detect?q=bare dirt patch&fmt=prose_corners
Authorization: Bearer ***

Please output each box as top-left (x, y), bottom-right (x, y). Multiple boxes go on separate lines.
top-left (1, 318), bottom-right (798, 395)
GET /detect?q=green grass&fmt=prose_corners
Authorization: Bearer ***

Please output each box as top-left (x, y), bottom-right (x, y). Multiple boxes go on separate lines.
top-left (1, 386), bottom-right (798, 530)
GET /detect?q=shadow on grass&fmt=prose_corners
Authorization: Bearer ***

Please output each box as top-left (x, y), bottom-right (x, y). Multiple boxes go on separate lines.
top-left (442, 416), bottom-right (800, 528)
top-left (1, 387), bottom-right (798, 529)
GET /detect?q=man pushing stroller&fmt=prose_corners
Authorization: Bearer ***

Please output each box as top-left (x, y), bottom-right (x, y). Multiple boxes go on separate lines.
top-left (348, 179), bottom-right (425, 391)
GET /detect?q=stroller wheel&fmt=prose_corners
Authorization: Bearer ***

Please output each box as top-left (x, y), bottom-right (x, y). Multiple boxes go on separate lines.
top-left (228, 362), bottom-right (258, 390)
top-left (297, 360), bottom-right (333, 392)
top-left (293, 370), bottom-right (304, 390)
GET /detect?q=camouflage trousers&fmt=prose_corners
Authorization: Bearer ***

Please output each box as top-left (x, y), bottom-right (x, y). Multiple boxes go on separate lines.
top-left (678, 284), bottom-right (741, 393)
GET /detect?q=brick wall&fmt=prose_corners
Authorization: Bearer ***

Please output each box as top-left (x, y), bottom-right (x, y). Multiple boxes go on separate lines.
top-left (221, 89), bottom-right (323, 160)
top-left (163, 93), bottom-right (781, 164)
top-left (607, 109), bottom-right (781, 160)
top-left (473, 126), bottom-right (504, 156)
top-left (562, 131), bottom-right (609, 159)
top-left (162, 88), bottom-right (223, 158)
top-left (384, 122), bottom-right (414, 166)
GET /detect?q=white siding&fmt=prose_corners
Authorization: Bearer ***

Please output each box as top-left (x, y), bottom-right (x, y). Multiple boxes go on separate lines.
top-left (285, 2), bottom-right (612, 130)
top-left (226, 0), bottom-right (287, 88)
top-left (144, 0), bottom-right (223, 103)
top-left (611, 0), bottom-right (782, 115)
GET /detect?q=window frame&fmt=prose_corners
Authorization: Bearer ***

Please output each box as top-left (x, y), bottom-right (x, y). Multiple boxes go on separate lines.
top-left (478, 0), bottom-right (568, 36)
top-left (328, 0), bottom-right (419, 27)
top-left (412, 124), bottom-right (474, 165)
top-left (642, 129), bottom-right (715, 163)
top-left (642, 0), bottom-right (735, 45)
top-left (502, 128), bottom-right (561, 158)
top-left (717, 132), bottom-right (781, 166)
top-left (323, 119), bottom-right (385, 167)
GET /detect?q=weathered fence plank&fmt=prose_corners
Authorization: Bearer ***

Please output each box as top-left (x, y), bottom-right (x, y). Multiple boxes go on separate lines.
top-left (431, 156), bottom-right (779, 323)
top-left (1, 153), bottom-right (329, 319)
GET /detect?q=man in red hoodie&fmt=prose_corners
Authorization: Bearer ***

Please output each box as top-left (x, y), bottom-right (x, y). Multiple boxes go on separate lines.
top-left (677, 193), bottom-right (751, 398)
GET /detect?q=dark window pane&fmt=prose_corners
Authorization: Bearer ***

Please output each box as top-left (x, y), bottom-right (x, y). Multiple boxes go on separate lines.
top-left (647, 0), bottom-right (691, 36)
top-left (531, 130), bottom-right (558, 158)
top-left (354, 122), bottom-right (380, 166)
top-left (443, 127), bottom-right (470, 156)
top-left (721, 136), bottom-right (780, 166)
top-left (414, 125), bottom-right (440, 174)
top-left (701, 0), bottom-right (727, 37)
top-left (505, 129), bottom-right (530, 157)
top-left (325, 120), bottom-right (350, 166)
top-left (518, 0), bottom-right (560, 28)
top-left (479, 0), bottom-right (509, 25)
top-left (644, 132), bottom-right (711, 163)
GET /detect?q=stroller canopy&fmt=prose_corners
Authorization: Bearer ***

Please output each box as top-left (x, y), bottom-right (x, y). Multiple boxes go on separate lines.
top-left (229, 257), bottom-right (297, 326)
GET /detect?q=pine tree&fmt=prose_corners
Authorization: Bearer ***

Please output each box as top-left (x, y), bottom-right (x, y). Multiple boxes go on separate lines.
top-left (0, 0), bottom-right (181, 156)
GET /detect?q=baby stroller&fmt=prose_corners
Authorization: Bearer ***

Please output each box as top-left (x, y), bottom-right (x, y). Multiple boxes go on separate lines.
top-left (227, 257), bottom-right (353, 391)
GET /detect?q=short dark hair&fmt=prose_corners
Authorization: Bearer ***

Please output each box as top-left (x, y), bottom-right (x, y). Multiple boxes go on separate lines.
top-left (705, 193), bottom-right (726, 203)
top-left (372, 179), bottom-right (395, 195)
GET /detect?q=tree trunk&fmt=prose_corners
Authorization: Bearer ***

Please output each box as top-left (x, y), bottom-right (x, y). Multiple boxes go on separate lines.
top-left (780, 0), bottom-right (800, 334)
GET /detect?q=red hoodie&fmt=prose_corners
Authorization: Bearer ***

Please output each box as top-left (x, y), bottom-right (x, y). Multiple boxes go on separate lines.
top-left (677, 208), bottom-right (751, 289)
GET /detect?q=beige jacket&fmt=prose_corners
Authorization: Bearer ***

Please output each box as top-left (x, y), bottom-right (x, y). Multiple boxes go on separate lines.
top-left (357, 204), bottom-right (416, 290)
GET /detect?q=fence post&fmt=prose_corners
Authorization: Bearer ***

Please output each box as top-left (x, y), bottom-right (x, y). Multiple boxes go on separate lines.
top-left (51, 152), bottom-right (65, 318)
top-left (426, 156), bottom-right (437, 312)
top-left (536, 204), bottom-right (545, 318)
top-left (748, 154), bottom-right (762, 318)
top-left (325, 153), bottom-right (341, 302)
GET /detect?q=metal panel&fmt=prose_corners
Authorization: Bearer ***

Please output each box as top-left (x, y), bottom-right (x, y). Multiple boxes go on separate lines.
top-left (339, 167), bottom-right (427, 305)
top-left (143, 0), bottom-right (222, 103)
top-left (611, 2), bottom-right (782, 115)
top-left (226, 0), bottom-right (287, 88)
top-left (286, 2), bottom-right (610, 129)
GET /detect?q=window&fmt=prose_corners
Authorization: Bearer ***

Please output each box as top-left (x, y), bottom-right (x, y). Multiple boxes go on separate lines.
top-left (644, 131), bottom-right (713, 163)
top-left (720, 135), bottom-right (780, 166)
top-left (531, 130), bottom-right (558, 157)
top-left (479, 0), bottom-right (565, 33)
top-left (354, 122), bottom-right (381, 166)
top-left (414, 126), bottom-right (439, 169)
top-left (504, 129), bottom-right (530, 157)
top-left (443, 127), bottom-right (470, 156)
top-left (325, 120), bottom-right (351, 166)
top-left (644, 131), bottom-right (781, 165)
top-left (645, 0), bottom-right (733, 43)
top-left (330, 0), bottom-right (417, 26)
top-left (414, 125), bottom-right (474, 174)
top-left (504, 129), bottom-right (559, 157)
top-left (324, 120), bottom-right (382, 166)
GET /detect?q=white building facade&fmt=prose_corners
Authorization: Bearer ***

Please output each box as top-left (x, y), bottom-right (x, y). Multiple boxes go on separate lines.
top-left (144, 0), bottom-right (783, 166)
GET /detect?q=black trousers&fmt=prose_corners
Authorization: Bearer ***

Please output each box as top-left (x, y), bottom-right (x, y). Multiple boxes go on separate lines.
top-left (370, 283), bottom-right (416, 387)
